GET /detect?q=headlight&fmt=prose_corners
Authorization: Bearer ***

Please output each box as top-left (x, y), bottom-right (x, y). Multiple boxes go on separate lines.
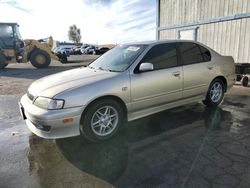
top-left (34, 97), bottom-right (64, 110)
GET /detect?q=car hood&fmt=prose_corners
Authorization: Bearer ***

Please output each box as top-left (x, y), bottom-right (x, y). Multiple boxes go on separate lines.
top-left (28, 67), bottom-right (117, 98)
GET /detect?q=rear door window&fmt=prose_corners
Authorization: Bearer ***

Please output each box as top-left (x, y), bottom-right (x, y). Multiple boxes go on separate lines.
top-left (178, 42), bottom-right (205, 65)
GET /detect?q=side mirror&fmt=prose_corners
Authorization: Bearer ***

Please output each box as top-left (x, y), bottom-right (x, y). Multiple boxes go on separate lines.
top-left (139, 63), bottom-right (154, 72)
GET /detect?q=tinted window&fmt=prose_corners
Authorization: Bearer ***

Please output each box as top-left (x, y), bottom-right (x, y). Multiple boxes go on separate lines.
top-left (200, 45), bottom-right (211, 61)
top-left (179, 42), bottom-right (203, 65)
top-left (141, 43), bottom-right (178, 70)
top-left (0, 25), bottom-right (13, 37)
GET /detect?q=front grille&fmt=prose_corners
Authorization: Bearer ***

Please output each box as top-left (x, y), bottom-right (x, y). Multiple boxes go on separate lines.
top-left (27, 91), bottom-right (34, 101)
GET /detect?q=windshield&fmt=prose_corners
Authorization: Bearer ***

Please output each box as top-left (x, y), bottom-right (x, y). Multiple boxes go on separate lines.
top-left (89, 44), bottom-right (147, 72)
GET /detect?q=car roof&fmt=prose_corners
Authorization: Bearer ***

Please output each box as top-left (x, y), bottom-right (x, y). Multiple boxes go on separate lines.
top-left (122, 40), bottom-right (203, 46)
top-left (121, 40), bottom-right (216, 53)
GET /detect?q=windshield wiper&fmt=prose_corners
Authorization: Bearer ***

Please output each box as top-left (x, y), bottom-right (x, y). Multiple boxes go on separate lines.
top-left (96, 67), bottom-right (121, 72)
top-left (98, 67), bottom-right (105, 71)
top-left (106, 69), bottom-right (121, 72)
top-left (88, 65), bottom-right (94, 69)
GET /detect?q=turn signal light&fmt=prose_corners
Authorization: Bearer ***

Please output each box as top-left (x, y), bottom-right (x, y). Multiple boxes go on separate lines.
top-left (63, 118), bottom-right (73, 123)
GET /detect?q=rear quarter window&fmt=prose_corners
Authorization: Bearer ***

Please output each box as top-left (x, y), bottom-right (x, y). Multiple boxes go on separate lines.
top-left (199, 45), bottom-right (211, 62)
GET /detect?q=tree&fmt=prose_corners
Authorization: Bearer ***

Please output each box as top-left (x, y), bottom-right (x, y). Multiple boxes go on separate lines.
top-left (68, 24), bottom-right (81, 43)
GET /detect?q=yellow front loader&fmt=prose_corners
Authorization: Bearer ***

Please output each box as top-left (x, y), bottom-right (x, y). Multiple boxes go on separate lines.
top-left (23, 36), bottom-right (63, 68)
top-left (0, 23), bottom-right (66, 69)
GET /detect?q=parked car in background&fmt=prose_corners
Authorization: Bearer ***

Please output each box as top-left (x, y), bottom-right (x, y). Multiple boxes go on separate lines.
top-left (80, 44), bottom-right (90, 54)
top-left (56, 47), bottom-right (73, 56)
top-left (95, 47), bottom-right (110, 55)
top-left (53, 46), bottom-right (75, 56)
top-left (81, 44), bottom-right (89, 48)
top-left (19, 40), bottom-right (235, 142)
top-left (72, 47), bottom-right (82, 55)
top-left (52, 47), bottom-right (62, 53)
top-left (84, 45), bottom-right (97, 54)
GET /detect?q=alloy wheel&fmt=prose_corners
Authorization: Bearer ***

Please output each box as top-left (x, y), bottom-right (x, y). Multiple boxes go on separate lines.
top-left (210, 82), bottom-right (223, 103)
top-left (91, 106), bottom-right (119, 136)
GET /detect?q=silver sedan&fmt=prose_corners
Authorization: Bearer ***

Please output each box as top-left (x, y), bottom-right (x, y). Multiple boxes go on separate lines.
top-left (19, 40), bottom-right (235, 142)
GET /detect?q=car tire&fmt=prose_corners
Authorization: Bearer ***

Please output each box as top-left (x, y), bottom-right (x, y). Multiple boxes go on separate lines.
top-left (242, 76), bottom-right (249, 87)
top-left (0, 54), bottom-right (8, 69)
top-left (236, 75), bottom-right (242, 82)
top-left (203, 79), bottom-right (224, 107)
top-left (80, 99), bottom-right (124, 142)
top-left (30, 49), bottom-right (51, 68)
top-left (59, 52), bottom-right (68, 64)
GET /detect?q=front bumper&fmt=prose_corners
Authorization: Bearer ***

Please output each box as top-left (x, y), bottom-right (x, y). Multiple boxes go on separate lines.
top-left (20, 94), bottom-right (85, 139)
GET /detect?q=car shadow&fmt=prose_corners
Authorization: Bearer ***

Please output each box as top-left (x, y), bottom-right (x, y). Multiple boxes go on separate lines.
top-left (27, 104), bottom-right (233, 187)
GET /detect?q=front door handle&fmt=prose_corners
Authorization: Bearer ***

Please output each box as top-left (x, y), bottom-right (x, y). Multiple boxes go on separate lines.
top-left (207, 66), bottom-right (213, 70)
top-left (172, 71), bottom-right (180, 77)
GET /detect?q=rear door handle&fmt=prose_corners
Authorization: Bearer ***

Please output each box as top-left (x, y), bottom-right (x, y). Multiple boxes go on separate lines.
top-left (172, 71), bottom-right (180, 77)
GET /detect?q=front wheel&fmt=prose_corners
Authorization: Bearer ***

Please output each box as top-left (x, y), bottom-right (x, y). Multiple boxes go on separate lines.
top-left (80, 99), bottom-right (124, 142)
top-left (0, 54), bottom-right (8, 69)
top-left (30, 49), bottom-right (51, 68)
top-left (203, 79), bottom-right (224, 107)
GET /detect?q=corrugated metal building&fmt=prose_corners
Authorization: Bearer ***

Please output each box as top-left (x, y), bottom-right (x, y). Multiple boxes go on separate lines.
top-left (156, 0), bottom-right (250, 63)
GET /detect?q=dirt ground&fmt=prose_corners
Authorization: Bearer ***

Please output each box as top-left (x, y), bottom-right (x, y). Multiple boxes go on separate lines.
top-left (0, 55), bottom-right (98, 95)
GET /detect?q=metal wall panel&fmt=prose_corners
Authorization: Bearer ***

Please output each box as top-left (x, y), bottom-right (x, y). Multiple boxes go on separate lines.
top-left (158, 0), bottom-right (250, 63)
top-left (159, 0), bottom-right (250, 26)
top-left (159, 18), bottom-right (250, 62)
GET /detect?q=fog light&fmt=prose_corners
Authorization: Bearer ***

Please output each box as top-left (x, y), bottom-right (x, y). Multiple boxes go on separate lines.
top-left (63, 118), bottom-right (73, 123)
top-left (33, 123), bottom-right (51, 132)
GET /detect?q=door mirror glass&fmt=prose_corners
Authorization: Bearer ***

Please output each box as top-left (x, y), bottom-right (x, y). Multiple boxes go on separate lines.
top-left (139, 63), bottom-right (154, 72)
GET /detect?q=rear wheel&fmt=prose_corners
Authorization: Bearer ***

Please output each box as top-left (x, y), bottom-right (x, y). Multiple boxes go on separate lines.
top-left (0, 54), bottom-right (8, 69)
top-left (242, 76), bottom-right (249, 87)
top-left (80, 99), bottom-right (124, 142)
top-left (30, 49), bottom-right (51, 68)
top-left (203, 79), bottom-right (224, 107)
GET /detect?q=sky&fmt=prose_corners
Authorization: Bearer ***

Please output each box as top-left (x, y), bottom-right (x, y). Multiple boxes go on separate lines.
top-left (0, 0), bottom-right (156, 44)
